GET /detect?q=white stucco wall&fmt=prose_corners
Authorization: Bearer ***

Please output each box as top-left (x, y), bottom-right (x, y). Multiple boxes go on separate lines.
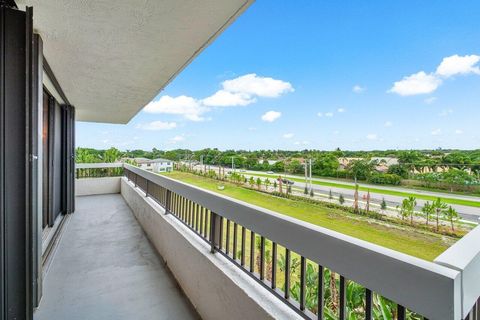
top-left (75, 177), bottom-right (121, 196)
top-left (120, 177), bottom-right (300, 320)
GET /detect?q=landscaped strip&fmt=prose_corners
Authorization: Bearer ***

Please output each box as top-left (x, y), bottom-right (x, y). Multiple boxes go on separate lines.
top-left (248, 172), bottom-right (480, 208)
top-left (163, 171), bottom-right (455, 261)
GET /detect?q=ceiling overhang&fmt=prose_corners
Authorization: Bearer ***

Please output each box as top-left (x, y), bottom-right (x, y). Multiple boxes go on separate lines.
top-left (17, 0), bottom-right (253, 124)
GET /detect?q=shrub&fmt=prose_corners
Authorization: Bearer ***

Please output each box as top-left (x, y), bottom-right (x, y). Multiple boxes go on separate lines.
top-left (338, 194), bottom-right (345, 204)
top-left (367, 173), bottom-right (401, 185)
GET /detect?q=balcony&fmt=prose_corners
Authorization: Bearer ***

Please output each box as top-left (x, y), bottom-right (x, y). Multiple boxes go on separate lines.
top-left (35, 193), bottom-right (199, 320)
top-left (33, 163), bottom-right (480, 320)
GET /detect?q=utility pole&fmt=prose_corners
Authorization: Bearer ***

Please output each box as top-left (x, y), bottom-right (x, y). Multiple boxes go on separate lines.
top-left (231, 156), bottom-right (235, 173)
top-left (309, 159), bottom-right (313, 193)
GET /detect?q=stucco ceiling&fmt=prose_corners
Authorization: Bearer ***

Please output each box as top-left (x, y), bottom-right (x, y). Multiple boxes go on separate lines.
top-left (17, 0), bottom-right (253, 123)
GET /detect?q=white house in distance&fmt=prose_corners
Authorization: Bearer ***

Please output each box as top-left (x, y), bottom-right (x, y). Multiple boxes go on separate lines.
top-left (123, 158), bottom-right (174, 173)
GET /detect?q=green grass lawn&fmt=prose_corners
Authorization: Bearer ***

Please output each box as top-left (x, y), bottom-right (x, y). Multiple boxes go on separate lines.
top-left (164, 171), bottom-right (455, 261)
top-left (249, 172), bottom-right (480, 207)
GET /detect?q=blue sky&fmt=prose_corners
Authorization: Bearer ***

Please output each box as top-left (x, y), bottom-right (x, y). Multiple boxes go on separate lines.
top-left (77, 1), bottom-right (480, 151)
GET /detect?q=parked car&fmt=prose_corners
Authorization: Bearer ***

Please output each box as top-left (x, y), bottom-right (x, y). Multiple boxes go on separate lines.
top-left (266, 171), bottom-right (274, 174)
top-left (277, 178), bottom-right (294, 185)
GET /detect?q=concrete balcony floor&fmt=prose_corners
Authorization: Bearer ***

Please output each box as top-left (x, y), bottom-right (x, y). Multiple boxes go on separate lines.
top-left (35, 194), bottom-right (200, 320)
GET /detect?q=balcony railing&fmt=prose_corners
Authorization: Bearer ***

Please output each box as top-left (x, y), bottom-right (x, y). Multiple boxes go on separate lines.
top-left (75, 162), bottom-right (124, 178)
top-left (78, 163), bottom-right (480, 319)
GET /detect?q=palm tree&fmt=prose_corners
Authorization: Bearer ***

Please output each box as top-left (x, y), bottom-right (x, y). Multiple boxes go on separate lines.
top-left (433, 198), bottom-right (448, 232)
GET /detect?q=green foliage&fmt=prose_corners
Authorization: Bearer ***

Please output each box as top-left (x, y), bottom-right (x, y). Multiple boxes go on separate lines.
top-left (338, 194), bottom-right (345, 204)
top-left (312, 153), bottom-right (339, 176)
top-left (444, 206), bottom-right (459, 231)
top-left (347, 159), bottom-right (375, 180)
top-left (380, 198), bottom-right (387, 210)
top-left (329, 189), bottom-right (333, 199)
top-left (433, 198), bottom-right (448, 231)
top-left (367, 173), bottom-right (402, 185)
top-left (387, 164), bottom-right (409, 178)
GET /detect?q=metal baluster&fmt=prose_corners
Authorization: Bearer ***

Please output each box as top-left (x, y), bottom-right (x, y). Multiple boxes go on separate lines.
top-left (250, 232), bottom-right (255, 273)
top-left (199, 206), bottom-right (204, 237)
top-left (397, 305), bottom-right (406, 320)
top-left (233, 223), bottom-right (238, 260)
top-left (241, 227), bottom-right (246, 266)
top-left (260, 236), bottom-right (265, 280)
top-left (218, 216), bottom-right (224, 250)
top-left (285, 249), bottom-right (291, 299)
top-left (318, 265), bottom-right (324, 320)
top-left (339, 276), bottom-right (346, 320)
top-left (365, 289), bottom-right (372, 320)
top-left (271, 242), bottom-right (277, 289)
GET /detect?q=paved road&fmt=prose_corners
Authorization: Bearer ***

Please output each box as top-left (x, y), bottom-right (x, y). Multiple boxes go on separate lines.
top-left (241, 172), bottom-right (480, 223)
top-left (187, 164), bottom-right (480, 223)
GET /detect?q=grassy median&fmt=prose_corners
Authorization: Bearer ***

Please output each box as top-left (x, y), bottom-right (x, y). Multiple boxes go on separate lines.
top-left (163, 171), bottom-right (457, 261)
top-left (249, 172), bottom-right (480, 208)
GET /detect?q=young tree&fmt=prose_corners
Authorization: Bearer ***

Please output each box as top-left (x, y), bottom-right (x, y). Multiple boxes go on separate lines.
top-left (407, 196), bottom-right (417, 224)
top-left (338, 194), bottom-right (345, 205)
top-left (287, 185), bottom-right (292, 195)
top-left (329, 189), bottom-right (333, 200)
top-left (304, 186), bottom-right (309, 195)
top-left (309, 188), bottom-right (314, 197)
top-left (380, 198), bottom-right (387, 211)
top-left (264, 178), bottom-right (271, 191)
top-left (444, 206), bottom-right (459, 232)
top-left (273, 180), bottom-right (277, 190)
top-left (421, 201), bottom-right (434, 226)
top-left (433, 198), bottom-right (448, 232)
top-left (256, 177), bottom-right (262, 190)
top-left (249, 176), bottom-right (255, 188)
top-left (397, 197), bottom-right (416, 223)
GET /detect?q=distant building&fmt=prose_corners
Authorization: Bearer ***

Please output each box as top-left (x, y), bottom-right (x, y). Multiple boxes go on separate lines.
top-left (122, 157), bottom-right (174, 173)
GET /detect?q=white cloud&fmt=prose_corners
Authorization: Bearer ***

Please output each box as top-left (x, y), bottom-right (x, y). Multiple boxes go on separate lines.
top-left (352, 85), bottom-right (366, 93)
top-left (439, 109), bottom-right (453, 117)
top-left (431, 128), bottom-right (441, 135)
top-left (143, 95), bottom-right (207, 121)
top-left (337, 108), bottom-right (346, 113)
top-left (248, 127), bottom-right (257, 131)
top-left (283, 133), bottom-right (294, 139)
top-left (222, 73), bottom-right (294, 98)
top-left (168, 135), bottom-right (185, 144)
top-left (366, 133), bottom-right (378, 140)
top-left (424, 97), bottom-right (437, 104)
top-left (261, 111), bottom-right (282, 122)
top-left (455, 129), bottom-right (463, 135)
top-left (317, 112), bottom-right (323, 117)
top-left (146, 74), bottom-right (293, 120)
top-left (384, 121), bottom-right (393, 127)
top-left (389, 71), bottom-right (441, 96)
top-left (436, 54), bottom-right (480, 77)
top-left (333, 130), bottom-right (340, 135)
top-left (390, 54), bottom-right (480, 96)
top-left (136, 121), bottom-right (177, 131)
top-left (325, 112), bottom-right (334, 117)
top-left (202, 90), bottom-right (255, 107)
top-left (294, 141), bottom-right (310, 146)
